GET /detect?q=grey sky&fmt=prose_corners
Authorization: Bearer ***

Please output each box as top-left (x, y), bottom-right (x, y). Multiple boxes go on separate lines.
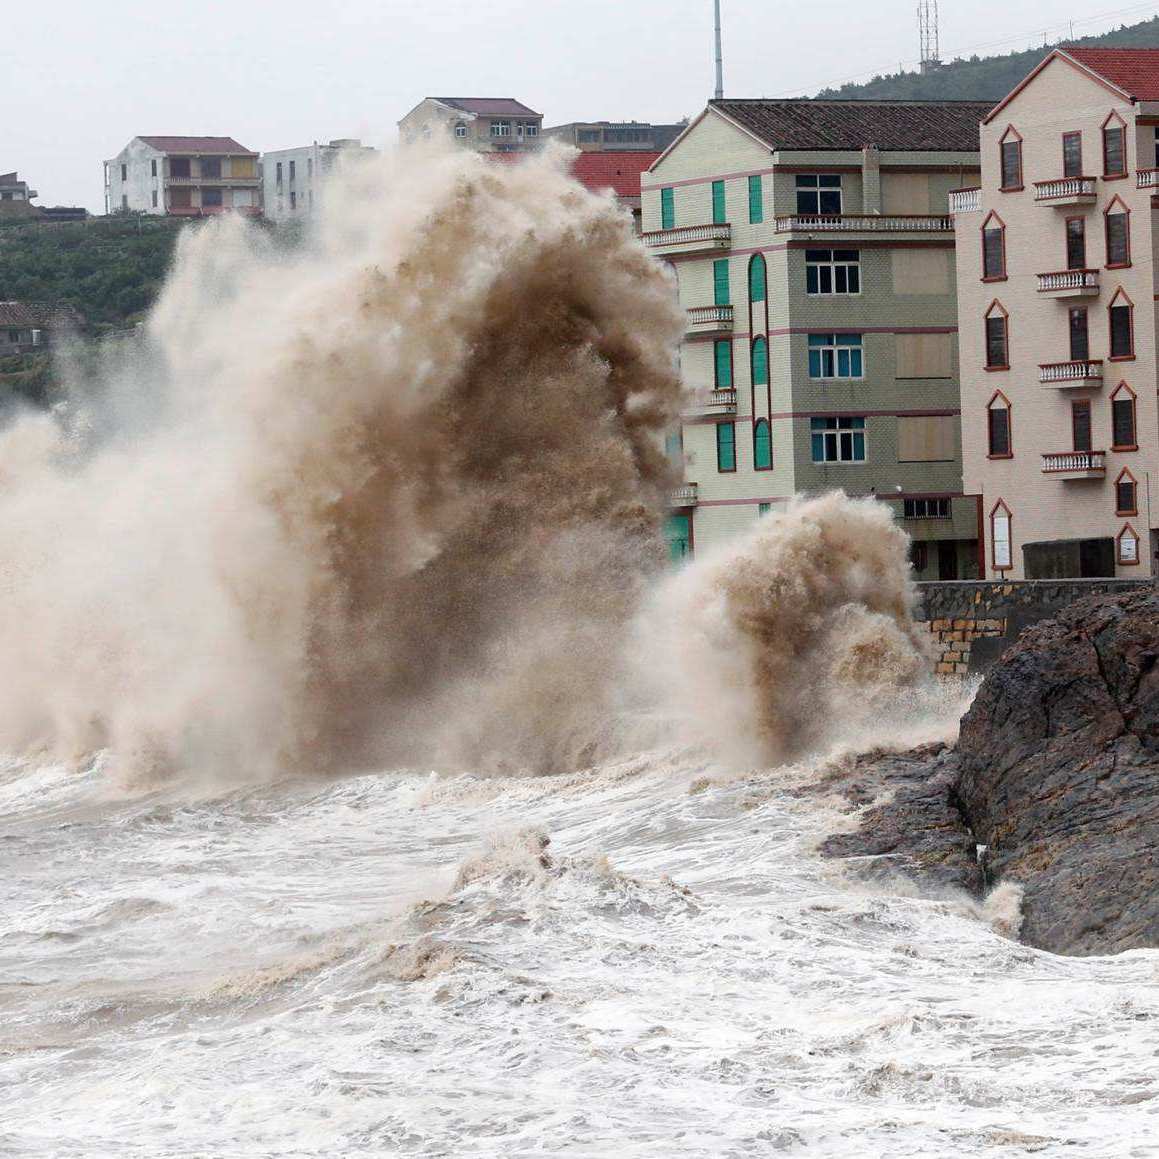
top-left (6, 0), bottom-right (1154, 210)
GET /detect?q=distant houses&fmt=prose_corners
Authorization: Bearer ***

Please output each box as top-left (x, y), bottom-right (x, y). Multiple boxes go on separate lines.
top-left (260, 139), bottom-right (376, 223)
top-left (398, 98), bottom-right (544, 152)
top-left (0, 302), bottom-right (84, 354)
top-left (0, 173), bottom-right (38, 221)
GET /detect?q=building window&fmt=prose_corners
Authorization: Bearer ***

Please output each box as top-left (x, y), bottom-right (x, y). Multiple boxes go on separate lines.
top-left (903, 497), bottom-right (952, 520)
top-left (523, 123), bottom-right (538, 138)
top-left (981, 213), bottom-right (1005, 280)
top-left (751, 336), bottom-right (768, 386)
top-left (121, 194), bottom-right (128, 209)
top-left (120, 163), bottom-right (127, 181)
top-left (991, 500), bottom-right (1012, 571)
top-left (1117, 523), bottom-right (1140, 566)
top-left (999, 127), bottom-right (1023, 190)
top-left (711, 180), bottom-right (726, 224)
top-left (1109, 290), bottom-right (1134, 359)
top-left (987, 391), bottom-right (1012, 457)
top-left (170, 157), bottom-right (190, 179)
top-left (984, 301), bottom-right (1008, 370)
top-left (1066, 217), bottom-right (1086, 270)
top-left (808, 333), bottom-right (863, 379)
top-left (758, 502), bottom-right (771, 516)
top-left (287, 160), bottom-right (295, 183)
top-left (666, 514), bottom-right (691, 561)
top-left (6, 329), bottom-right (18, 342)
top-left (1102, 113), bottom-right (1127, 177)
top-left (806, 248), bottom-right (860, 295)
top-left (201, 157), bottom-right (222, 179)
top-left (1111, 383), bottom-right (1137, 449)
top-left (151, 190), bottom-right (158, 208)
top-left (491, 121), bottom-right (511, 137)
top-left (307, 157), bottom-right (313, 177)
top-left (910, 542), bottom-right (929, 571)
top-left (713, 259), bottom-right (730, 306)
top-left (748, 174), bottom-right (763, 223)
top-left (1071, 398), bottom-right (1092, 453)
top-left (753, 419), bottom-right (772, 470)
top-left (714, 339), bottom-right (733, 388)
top-left (1116, 469), bottom-right (1138, 515)
top-left (201, 188), bottom-right (223, 208)
top-left (810, 416), bottom-right (866, 463)
top-left (716, 422), bottom-right (736, 472)
top-left (1105, 199), bottom-right (1130, 267)
top-left (795, 174), bottom-right (841, 215)
top-left (275, 161), bottom-right (283, 187)
top-left (150, 159), bottom-right (157, 177)
top-left (748, 254), bottom-right (766, 303)
top-left (1062, 131), bottom-right (1083, 177)
top-left (660, 187), bottom-right (674, 229)
top-left (290, 191), bottom-right (297, 210)
top-left (454, 123), bottom-right (468, 138)
top-left (1069, 307), bottom-right (1089, 361)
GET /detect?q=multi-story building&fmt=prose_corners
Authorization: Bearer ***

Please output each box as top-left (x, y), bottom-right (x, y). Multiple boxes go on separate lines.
top-left (643, 99), bottom-right (989, 578)
top-left (0, 172), bottom-right (38, 219)
top-left (398, 98), bottom-right (542, 152)
top-left (544, 121), bottom-right (685, 152)
top-left (261, 139), bottom-right (376, 223)
top-left (104, 137), bottom-right (261, 217)
top-left (954, 47), bottom-right (1159, 578)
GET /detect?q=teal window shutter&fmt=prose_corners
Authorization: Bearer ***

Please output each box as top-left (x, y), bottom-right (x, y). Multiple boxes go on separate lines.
top-left (661, 187), bottom-right (674, 229)
top-left (751, 337), bottom-right (768, 386)
top-left (666, 514), bottom-right (691, 561)
top-left (716, 422), bottom-right (736, 472)
top-left (748, 254), bottom-right (766, 303)
top-left (712, 180), bottom-right (726, 224)
top-left (754, 419), bottom-right (772, 469)
top-left (749, 175), bottom-right (763, 223)
top-left (715, 339), bottom-right (733, 388)
top-left (713, 259), bottom-right (730, 306)
top-left (758, 502), bottom-right (771, 516)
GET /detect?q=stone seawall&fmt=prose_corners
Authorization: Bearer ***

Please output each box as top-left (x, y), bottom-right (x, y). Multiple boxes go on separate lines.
top-left (913, 579), bottom-right (1154, 674)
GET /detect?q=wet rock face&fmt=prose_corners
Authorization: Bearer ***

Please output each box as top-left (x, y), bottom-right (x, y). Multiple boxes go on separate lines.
top-left (956, 590), bottom-right (1158, 956)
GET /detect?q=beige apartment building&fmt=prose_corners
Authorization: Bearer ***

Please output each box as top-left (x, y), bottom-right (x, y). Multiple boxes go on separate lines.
top-left (398, 98), bottom-right (542, 152)
top-left (643, 99), bottom-right (988, 577)
top-left (954, 47), bottom-right (1159, 578)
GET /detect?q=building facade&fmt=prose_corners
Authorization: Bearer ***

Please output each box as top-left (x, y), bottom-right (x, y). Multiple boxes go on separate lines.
top-left (398, 99), bottom-right (542, 152)
top-left (104, 137), bottom-right (260, 217)
top-left (261, 139), bottom-right (376, 223)
top-left (0, 302), bottom-right (84, 355)
top-left (954, 47), bottom-right (1159, 578)
top-left (0, 172), bottom-right (38, 220)
top-left (544, 121), bottom-right (685, 152)
top-left (643, 99), bottom-right (988, 578)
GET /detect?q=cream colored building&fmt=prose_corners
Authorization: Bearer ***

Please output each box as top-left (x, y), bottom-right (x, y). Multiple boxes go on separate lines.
top-left (643, 99), bottom-right (987, 577)
top-left (398, 98), bottom-right (542, 152)
top-left (954, 47), bottom-right (1159, 578)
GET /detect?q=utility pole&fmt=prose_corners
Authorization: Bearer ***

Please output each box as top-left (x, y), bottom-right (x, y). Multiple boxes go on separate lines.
top-left (714, 0), bottom-right (724, 100)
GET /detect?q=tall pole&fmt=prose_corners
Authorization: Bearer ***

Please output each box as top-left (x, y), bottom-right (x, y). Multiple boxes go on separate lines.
top-left (714, 0), bottom-right (724, 100)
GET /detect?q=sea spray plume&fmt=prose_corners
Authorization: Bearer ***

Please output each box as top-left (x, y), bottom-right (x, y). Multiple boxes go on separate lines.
top-left (641, 493), bottom-right (937, 768)
top-left (0, 143), bottom-right (684, 784)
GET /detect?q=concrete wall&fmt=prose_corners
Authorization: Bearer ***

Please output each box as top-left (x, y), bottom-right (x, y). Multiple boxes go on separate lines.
top-left (106, 139), bottom-right (164, 214)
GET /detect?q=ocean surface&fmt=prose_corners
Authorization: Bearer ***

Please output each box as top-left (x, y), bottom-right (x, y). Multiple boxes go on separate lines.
top-left (3, 750), bottom-right (1157, 1158)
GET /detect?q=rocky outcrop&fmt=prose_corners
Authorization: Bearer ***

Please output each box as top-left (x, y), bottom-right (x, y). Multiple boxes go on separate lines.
top-left (955, 589), bottom-right (1158, 955)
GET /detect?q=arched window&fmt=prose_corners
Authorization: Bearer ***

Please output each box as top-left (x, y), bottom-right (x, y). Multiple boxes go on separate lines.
top-left (1117, 523), bottom-right (1140, 566)
top-left (1111, 382), bottom-right (1137, 450)
top-left (981, 211), bottom-right (1006, 280)
top-left (984, 300), bottom-right (1009, 370)
top-left (987, 390), bottom-right (1012, 458)
top-left (990, 499), bottom-right (1013, 572)
top-left (1115, 468), bottom-right (1138, 516)
top-left (999, 126), bottom-right (1023, 190)
top-left (1102, 111), bottom-right (1128, 178)
top-left (1104, 195), bottom-right (1131, 268)
top-left (751, 336), bottom-right (768, 386)
top-left (753, 419), bottom-right (772, 470)
top-left (748, 254), bottom-right (767, 304)
top-left (1108, 287), bottom-right (1134, 360)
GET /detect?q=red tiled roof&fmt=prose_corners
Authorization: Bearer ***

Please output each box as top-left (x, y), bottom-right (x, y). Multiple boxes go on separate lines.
top-left (137, 136), bottom-right (254, 155)
top-left (434, 98), bottom-right (541, 118)
top-left (1061, 47), bottom-right (1159, 100)
top-left (571, 151), bottom-right (660, 198)
top-left (0, 301), bottom-right (85, 328)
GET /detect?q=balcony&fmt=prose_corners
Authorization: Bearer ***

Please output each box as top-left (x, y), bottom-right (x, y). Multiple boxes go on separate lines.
top-left (1137, 168), bottom-right (1159, 190)
top-left (1039, 360), bottom-right (1103, 387)
top-left (685, 305), bottom-right (733, 335)
top-left (166, 175), bottom-right (260, 187)
top-left (774, 213), bottom-right (952, 235)
top-left (682, 388), bottom-right (737, 417)
top-left (642, 223), bottom-right (731, 256)
top-left (1041, 451), bottom-right (1106, 477)
top-left (1033, 177), bottom-right (1097, 206)
top-left (670, 483), bottom-right (699, 507)
top-left (1036, 269), bottom-right (1100, 298)
top-left (949, 187), bottom-right (981, 213)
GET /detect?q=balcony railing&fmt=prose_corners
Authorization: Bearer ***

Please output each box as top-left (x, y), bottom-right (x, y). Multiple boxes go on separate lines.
top-left (166, 175), bottom-right (260, 186)
top-left (1042, 451), bottom-right (1106, 475)
top-left (1033, 177), bottom-right (1098, 203)
top-left (670, 483), bottom-right (699, 507)
top-left (642, 223), bottom-right (731, 254)
top-left (1137, 169), bottom-right (1159, 189)
top-left (1036, 269), bottom-right (1100, 295)
top-left (774, 213), bottom-right (952, 233)
top-left (682, 388), bottom-right (737, 416)
top-left (949, 187), bottom-right (981, 213)
top-left (1039, 359), bottom-right (1103, 385)
top-left (685, 304), bottom-right (734, 333)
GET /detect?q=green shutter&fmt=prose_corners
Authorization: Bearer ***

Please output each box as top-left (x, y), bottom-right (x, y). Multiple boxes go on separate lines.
top-left (666, 514), bottom-right (691, 561)
top-left (754, 420), bottom-right (772, 469)
top-left (715, 340), bottom-right (732, 388)
top-left (712, 180), bottom-right (726, 224)
top-left (749, 175), bottom-right (763, 223)
top-left (716, 422), bottom-right (736, 472)
top-left (748, 255), bottom-right (766, 303)
top-left (751, 337), bottom-right (768, 386)
top-left (661, 187), bottom-right (674, 229)
top-left (713, 259), bottom-right (730, 306)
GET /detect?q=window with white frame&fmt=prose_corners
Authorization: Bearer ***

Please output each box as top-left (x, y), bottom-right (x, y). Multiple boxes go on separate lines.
top-left (455, 123), bottom-right (468, 138)
top-left (810, 416), bottom-right (866, 462)
top-left (808, 333), bottom-right (863, 379)
top-left (522, 122), bottom-right (538, 137)
top-left (805, 249), bottom-right (860, 295)
top-left (491, 121), bottom-right (511, 137)
top-left (991, 502), bottom-right (1012, 570)
top-left (796, 174), bottom-right (842, 215)
top-left (903, 497), bottom-right (951, 519)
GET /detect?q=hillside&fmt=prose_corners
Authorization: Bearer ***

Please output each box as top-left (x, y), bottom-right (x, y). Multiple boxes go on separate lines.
top-left (817, 16), bottom-right (1159, 101)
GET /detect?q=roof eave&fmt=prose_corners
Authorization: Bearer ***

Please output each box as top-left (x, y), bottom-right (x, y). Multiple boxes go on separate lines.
top-left (983, 49), bottom-right (1135, 125)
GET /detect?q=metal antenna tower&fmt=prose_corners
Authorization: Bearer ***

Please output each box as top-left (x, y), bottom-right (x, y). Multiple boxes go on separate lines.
top-left (714, 0), bottom-right (724, 100)
top-left (918, 1), bottom-right (941, 73)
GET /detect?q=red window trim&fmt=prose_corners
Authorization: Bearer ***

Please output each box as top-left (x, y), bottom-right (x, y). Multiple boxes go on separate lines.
top-left (983, 300), bottom-right (1010, 372)
top-left (986, 389), bottom-right (1013, 459)
top-left (1101, 111), bottom-right (1129, 179)
top-left (1110, 382), bottom-right (1139, 452)
top-left (999, 126), bottom-right (1024, 192)
top-left (1116, 522), bottom-right (1141, 566)
top-left (1115, 467), bottom-right (1139, 516)
top-left (990, 498), bottom-right (1013, 572)
top-left (1070, 398), bottom-right (1092, 453)
top-left (1103, 195), bottom-right (1132, 269)
top-left (980, 210), bottom-right (1007, 282)
top-left (1107, 287), bottom-right (1135, 361)
top-left (1062, 130), bottom-right (1083, 177)
top-left (1064, 215), bottom-right (1086, 270)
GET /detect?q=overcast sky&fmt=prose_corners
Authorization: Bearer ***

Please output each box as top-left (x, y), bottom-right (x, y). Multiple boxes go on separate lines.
top-left (6, 0), bottom-right (1155, 210)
